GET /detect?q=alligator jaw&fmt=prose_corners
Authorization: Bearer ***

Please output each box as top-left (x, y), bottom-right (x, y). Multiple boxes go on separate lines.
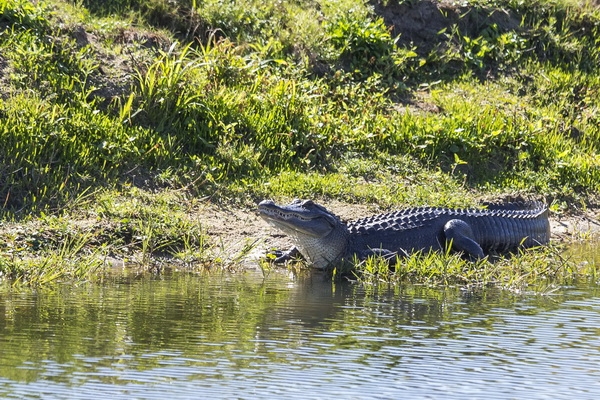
top-left (258, 199), bottom-right (335, 237)
top-left (258, 199), bottom-right (350, 269)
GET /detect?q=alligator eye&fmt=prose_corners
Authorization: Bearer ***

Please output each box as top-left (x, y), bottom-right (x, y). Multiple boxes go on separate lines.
top-left (303, 200), bottom-right (314, 207)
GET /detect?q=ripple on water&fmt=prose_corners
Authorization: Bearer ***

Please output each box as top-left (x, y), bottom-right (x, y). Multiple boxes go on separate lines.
top-left (1, 274), bottom-right (600, 399)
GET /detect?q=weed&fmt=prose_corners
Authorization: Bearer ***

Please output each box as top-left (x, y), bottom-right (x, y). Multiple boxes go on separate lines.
top-left (0, 229), bottom-right (105, 286)
top-left (0, 0), bottom-right (599, 285)
top-left (328, 15), bottom-right (398, 77)
top-left (354, 244), bottom-right (595, 292)
top-left (0, 0), bottom-right (50, 33)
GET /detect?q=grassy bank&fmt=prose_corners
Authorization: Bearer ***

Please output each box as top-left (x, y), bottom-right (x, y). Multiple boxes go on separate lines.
top-left (0, 0), bottom-right (599, 286)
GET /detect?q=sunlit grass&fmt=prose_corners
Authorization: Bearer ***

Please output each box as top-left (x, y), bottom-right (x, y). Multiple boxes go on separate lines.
top-left (0, 0), bottom-right (599, 285)
top-left (0, 228), bottom-right (106, 285)
top-left (2, 0), bottom-right (600, 213)
top-left (0, 187), bottom-right (217, 284)
top-left (348, 244), bottom-right (598, 292)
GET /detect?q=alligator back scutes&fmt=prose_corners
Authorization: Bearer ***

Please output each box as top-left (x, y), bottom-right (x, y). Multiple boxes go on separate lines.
top-left (483, 201), bottom-right (545, 211)
top-left (346, 202), bottom-right (547, 234)
top-left (348, 209), bottom-right (442, 234)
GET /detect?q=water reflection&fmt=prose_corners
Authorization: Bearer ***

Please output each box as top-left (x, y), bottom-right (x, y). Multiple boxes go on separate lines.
top-left (0, 271), bottom-right (600, 399)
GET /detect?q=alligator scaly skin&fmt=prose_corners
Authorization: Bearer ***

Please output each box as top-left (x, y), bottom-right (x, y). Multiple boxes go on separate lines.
top-left (258, 199), bottom-right (551, 270)
top-left (346, 203), bottom-right (549, 255)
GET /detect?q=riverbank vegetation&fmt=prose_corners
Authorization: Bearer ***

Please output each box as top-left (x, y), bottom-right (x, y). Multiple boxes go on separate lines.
top-left (0, 0), bottom-right (599, 287)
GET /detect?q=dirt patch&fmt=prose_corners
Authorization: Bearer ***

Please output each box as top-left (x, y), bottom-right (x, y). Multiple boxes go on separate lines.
top-left (371, 0), bottom-right (522, 55)
top-left (64, 23), bottom-right (172, 106)
top-left (551, 212), bottom-right (600, 241)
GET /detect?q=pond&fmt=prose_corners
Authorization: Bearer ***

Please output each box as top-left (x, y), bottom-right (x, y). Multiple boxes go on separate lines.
top-left (0, 248), bottom-right (599, 399)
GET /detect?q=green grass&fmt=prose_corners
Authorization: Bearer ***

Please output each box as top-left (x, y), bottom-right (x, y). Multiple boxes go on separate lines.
top-left (2, 0), bottom-right (600, 209)
top-left (348, 244), bottom-right (595, 292)
top-left (0, 187), bottom-right (221, 284)
top-left (0, 0), bottom-right (599, 286)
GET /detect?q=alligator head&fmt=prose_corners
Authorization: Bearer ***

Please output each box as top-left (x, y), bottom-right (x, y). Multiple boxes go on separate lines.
top-left (258, 199), bottom-right (350, 269)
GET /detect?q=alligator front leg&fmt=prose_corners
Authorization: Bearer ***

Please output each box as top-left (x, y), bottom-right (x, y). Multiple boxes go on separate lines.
top-left (267, 246), bottom-right (303, 264)
top-left (443, 219), bottom-right (485, 259)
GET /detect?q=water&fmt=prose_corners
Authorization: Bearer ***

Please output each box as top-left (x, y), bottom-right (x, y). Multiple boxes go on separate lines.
top-left (0, 253), bottom-right (599, 399)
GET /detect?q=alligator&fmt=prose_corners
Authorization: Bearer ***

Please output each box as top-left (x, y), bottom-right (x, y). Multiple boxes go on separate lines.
top-left (258, 199), bottom-right (551, 270)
